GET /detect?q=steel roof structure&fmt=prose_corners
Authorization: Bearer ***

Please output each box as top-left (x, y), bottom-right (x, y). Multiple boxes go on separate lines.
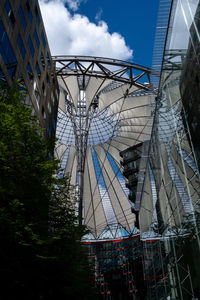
top-left (53, 56), bottom-right (156, 239)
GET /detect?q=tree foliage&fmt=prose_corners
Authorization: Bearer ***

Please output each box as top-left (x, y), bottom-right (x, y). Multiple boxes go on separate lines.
top-left (0, 82), bottom-right (97, 299)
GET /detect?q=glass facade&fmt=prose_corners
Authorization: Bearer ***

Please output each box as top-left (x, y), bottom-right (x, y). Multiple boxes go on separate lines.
top-left (35, 61), bottom-right (41, 79)
top-left (26, 1), bottom-right (33, 23)
top-left (17, 34), bottom-right (26, 59)
top-left (41, 30), bottom-right (46, 48)
top-left (28, 36), bottom-right (34, 57)
top-left (5, 0), bottom-right (15, 26)
top-left (34, 29), bottom-right (40, 48)
top-left (18, 6), bottom-right (26, 30)
top-left (26, 62), bottom-right (33, 82)
top-left (0, 0), bottom-right (58, 136)
top-left (0, 20), bottom-right (17, 79)
top-left (143, 0), bottom-right (200, 298)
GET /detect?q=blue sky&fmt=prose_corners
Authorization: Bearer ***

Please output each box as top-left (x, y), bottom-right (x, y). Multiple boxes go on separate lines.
top-left (78, 0), bottom-right (160, 66)
top-left (39, 0), bottom-right (160, 67)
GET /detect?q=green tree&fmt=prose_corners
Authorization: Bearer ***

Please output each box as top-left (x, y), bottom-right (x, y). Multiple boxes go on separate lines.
top-left (0, 82), bottom-right (97, 299)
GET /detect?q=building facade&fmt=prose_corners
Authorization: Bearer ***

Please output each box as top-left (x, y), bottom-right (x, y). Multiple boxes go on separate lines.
top-left (144, 0), bottom-right (200, 299)
top-left (0, 0), bottom-right (58, 136)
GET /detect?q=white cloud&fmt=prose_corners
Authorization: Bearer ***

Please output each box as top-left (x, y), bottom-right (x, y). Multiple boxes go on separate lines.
top-left (39, 0), bottom-right (133, 60)
top-left (65, 0), bottom-right (85, 11)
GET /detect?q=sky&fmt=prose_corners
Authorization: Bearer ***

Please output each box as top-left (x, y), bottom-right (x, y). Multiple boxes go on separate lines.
top-left (39, 0), bottom-right (160, 68)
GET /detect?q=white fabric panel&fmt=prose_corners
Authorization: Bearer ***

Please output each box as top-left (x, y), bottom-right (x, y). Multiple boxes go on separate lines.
top-left (119, 125), bottom-right (153, 134)
top-left (99, 84), bottom-right (139, 112)
top-left (84, 147), bottom-right (107, 237)
top-left (139, 169), bottom-right (153, 233)
top-left (113, 106), bottom-right (153, 121)
top-left (119, 126), bottom-right (152, 135)
top-left (65, 145), bottom-right (76, 175)
top-left (119, 117), bottom-right (153, 127)
top-left (107, 95), bottom-right (154, 117)
top-left (117, 132), bottom-right (151, 143)
top-left (95, 146), bottom-right (134, 231)
top-left (60, 76), bottom-right (79, 108)
top-left (58, 89), bottom-right (66, 113)
top-left (54, 142), bottom-right (67, 160)
top-left (102, 143), bottom-right (121, 165)
top-left (113, 136), bottom-right (142, 147)
top-left (86, 77), bottom-right (112, 108)
top-left (106, 140), bottom-right (130, 152)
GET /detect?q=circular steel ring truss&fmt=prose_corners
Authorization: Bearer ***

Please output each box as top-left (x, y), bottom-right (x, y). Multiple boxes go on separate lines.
top-left (52, 55), bottom-right (154, 92)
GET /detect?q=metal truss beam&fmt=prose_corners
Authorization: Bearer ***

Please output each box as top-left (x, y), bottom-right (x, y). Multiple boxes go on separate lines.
top-left (52, 55), bottom-right (155, 90)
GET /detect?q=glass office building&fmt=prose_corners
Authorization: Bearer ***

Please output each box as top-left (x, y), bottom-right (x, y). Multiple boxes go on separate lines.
top-left (146, 0), bottom-right (200, 298)
top-left (0, 0), bottom-right (58, 136)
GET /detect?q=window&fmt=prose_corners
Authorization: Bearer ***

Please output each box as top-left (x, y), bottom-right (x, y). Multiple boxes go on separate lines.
top-left (41, 30), bottom-right (46, 48)
top-left (17, 34), bottom-right (25, 59)
top-left (5, 0), bottom-right (15, 26)
top-left (35, 61), bottom-right (41, 79)
top-left (42, 82), bottom-right (46, 96)
top-left (42, 106), bottom-right (46, 120)
top-left (27, 62), bottom-right (33, 82)
top-left (28, 36), bottom-right (34, 57)
top-left (35, 6), bottom-right (40, 25)
top-left (26, 1), bottom-right (33, 23)
top-left (18, 6), bottom-right (26, 30)
top-left (34, 29), bottom-right (40, 48)
top-left (46, 51), bottom-right (51, 67)
top-left (40, 51), bottom-right (45, 70)
top-left (34, 81), bottom-right (40, 108)
top-left (0, 20), bottom-right (17, 79)
top-left (46, 73), bottom-right (50, 86)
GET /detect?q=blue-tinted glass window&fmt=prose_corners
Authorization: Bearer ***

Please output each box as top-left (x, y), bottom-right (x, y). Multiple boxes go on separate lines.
top-left (5, 0), bottom-right (15, 26)
top-left (28, 36), bottom-right (34, 57)
top-left (0, 20), bottom-right (17, 79)
top-left (46, 51), bottom-right (51, 67)
top-left (26, 1), bottom-right (32, 23)
top-left (18, 6), bottom-right (26, 30)
top-left (34, 29), bottom-right (40, 48)
top-left (17, 34), bottom-right (25, 59)
top-left (35, 6), bottom-right (40, 25)
top-left (40, 51), bottom-right (45, 70)
top-left (5, 0), bottom-right (11, 16)
top-left (42, 82), bottom-right (46, 96)
top-left (46, 73), bottom-right (50, 86)
top-left (27, 62), bottom-right (33, 82)
top-left (35, 61), bottom-right (41, 79)
top-left (41, 30), bottom-right (46, 48)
